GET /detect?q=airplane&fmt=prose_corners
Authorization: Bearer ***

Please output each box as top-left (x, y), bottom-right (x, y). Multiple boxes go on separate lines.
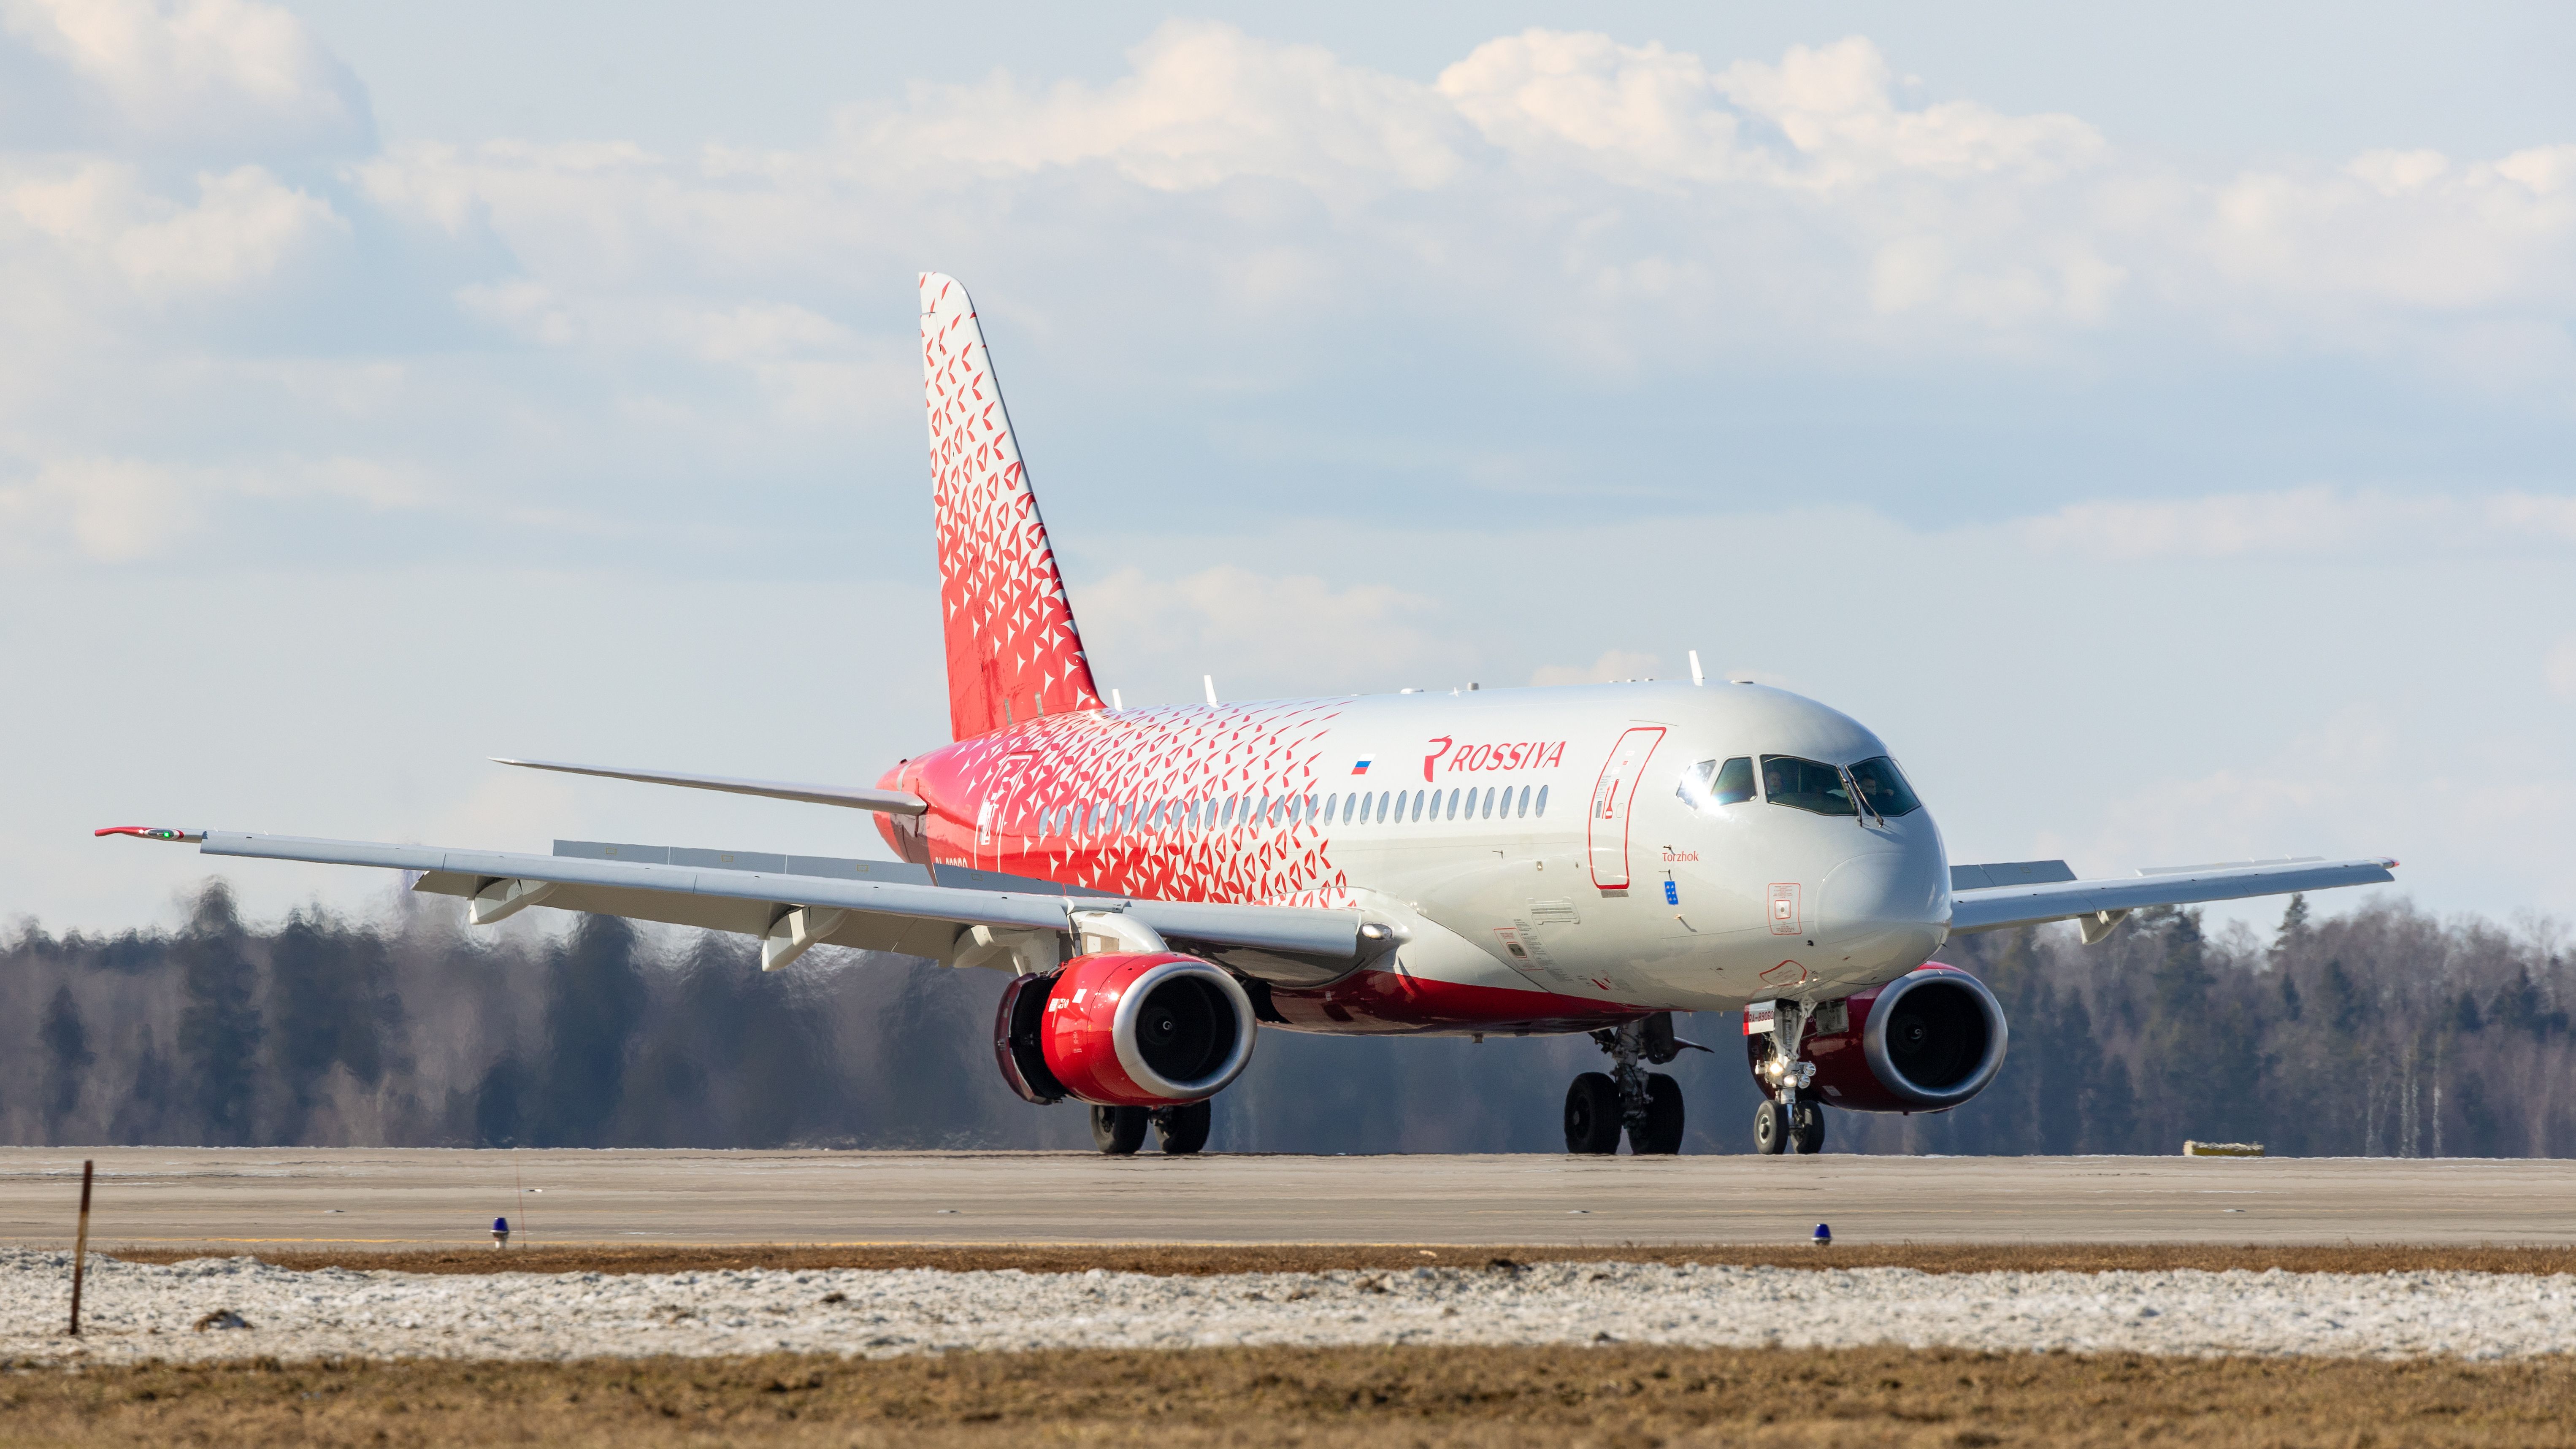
top-left (100, 272), bottom-right (2398, 1157)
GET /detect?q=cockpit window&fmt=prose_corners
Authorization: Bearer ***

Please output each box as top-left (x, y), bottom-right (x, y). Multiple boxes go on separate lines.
top-left (1760, 755), bottom-right (1859, 816)
top-left (1849, 756), bottom-right (1922, 817)
top-left (1677, 757), bottom-right (1756, 813)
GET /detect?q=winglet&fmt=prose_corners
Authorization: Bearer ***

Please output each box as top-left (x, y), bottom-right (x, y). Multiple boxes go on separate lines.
top-left (95, 826), bottom-right (204, 843)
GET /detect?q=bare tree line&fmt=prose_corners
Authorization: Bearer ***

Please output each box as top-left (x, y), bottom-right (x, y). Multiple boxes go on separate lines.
top-left (3, 885), bottom-right (2566, 1156)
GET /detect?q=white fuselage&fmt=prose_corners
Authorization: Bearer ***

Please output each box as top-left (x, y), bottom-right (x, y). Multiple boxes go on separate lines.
top-left (891, 679), bottom-right (1954, 1031)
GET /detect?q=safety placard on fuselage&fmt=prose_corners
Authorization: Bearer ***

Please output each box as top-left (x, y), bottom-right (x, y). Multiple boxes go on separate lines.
top-left (1767, 881), bottom-right (1803, 936)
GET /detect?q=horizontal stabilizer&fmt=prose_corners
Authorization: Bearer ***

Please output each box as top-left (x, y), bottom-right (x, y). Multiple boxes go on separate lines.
top-left (1950, 856), bottom-right (2397, 939)
top-left (494, 758), bottom-right (927, 816)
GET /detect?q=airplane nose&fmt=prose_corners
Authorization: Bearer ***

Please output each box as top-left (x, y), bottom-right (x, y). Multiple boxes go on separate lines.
top-left (1818, 846), bottom-right (1948, 975)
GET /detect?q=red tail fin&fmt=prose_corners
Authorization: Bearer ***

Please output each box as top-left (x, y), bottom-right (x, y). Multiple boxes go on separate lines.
top-left (920, 273), bottom-right (1104, 741)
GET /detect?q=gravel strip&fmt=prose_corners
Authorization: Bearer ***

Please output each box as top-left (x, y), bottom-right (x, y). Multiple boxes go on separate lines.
top-left (6, 1249), bottom-right (2574, 1365)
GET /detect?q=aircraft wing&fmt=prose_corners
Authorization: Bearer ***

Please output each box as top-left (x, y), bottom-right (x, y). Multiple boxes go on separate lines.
top-left (98, 828), bottom-right (1366, 985)
top-left (1949, 856), bottom-right (2397, 943)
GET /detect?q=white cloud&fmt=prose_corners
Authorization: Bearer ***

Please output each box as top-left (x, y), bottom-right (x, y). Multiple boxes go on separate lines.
top-left (1436, 32), bottom-right (2102, 191)
top-left (0, 452), bottom-right (426, 561)
top-left (844, 21), bottom-right (1467, 194)
top-left (2548, 638), bottom-right (2576, 700)
top-left (327, 19), bottom-right (2576, 381)
top-left (0, 0), bottom-right (368, 154)
top-left (1079, 565), bottom-right (1439, 694)
top-left (2196, 147), bottom-right (2576, 316)
top-left (1531, 649), bottom-right (1663, 687)
top-left (449, 280), bottom-right (911, 426)
top-left (1436, 31), bottom-right (1753, 189)
top-left (1713, 36), bottom-right (2104, 186)
top-left (2041, 701), bottom-right (2568, 927)
top-left (2346, 148), bottom-right (2449, 196)
top-left (0, 456), bottom-right (195, 560)
top-left (2016, 487), bottom-right (2576, 560)
top-left (3, 160), bottom-right (344, 296)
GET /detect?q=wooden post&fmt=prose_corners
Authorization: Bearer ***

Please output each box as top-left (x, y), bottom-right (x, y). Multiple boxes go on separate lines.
top-left (68, 1159), bottom-right (93, 1337)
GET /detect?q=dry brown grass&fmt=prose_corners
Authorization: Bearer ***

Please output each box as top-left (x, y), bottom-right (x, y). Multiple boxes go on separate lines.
top-left (100, 1241), bottom-right (2576, 1277)
top-left (5, 1344), bottom-right (2574, 1447)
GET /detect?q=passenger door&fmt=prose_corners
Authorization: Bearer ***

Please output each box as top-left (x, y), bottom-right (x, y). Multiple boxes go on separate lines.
top-left (1586, 727), bottom-right (1665, 891)
top-left (975, 754), bottom-right (1037, 870)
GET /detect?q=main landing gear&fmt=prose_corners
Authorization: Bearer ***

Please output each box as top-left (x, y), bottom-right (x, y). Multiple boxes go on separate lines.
top-left (1564, 1013), bottom-right (1703, 1154)
top-left (1090, 1100), bottom-right (1212, 1156)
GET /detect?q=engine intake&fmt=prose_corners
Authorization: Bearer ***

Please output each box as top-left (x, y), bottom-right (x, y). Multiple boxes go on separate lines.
top-left (1767, 964), bottom-right (2009, 1112)
top-left (992, 952), bottom-right (1256, 1108)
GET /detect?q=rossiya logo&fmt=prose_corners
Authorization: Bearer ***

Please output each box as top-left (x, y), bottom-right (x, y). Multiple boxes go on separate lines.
top-left (1424, 737), bottom-right (1567, 782)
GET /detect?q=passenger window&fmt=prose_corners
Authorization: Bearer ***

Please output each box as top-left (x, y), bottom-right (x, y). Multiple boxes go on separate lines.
top-left (1535, 785), bottom-right (1548, 817)
top-left (1761, 755), bottom-right (1859, 816)
top-left (1411, 790), bottom-right (1426, 822)
top-left (1515, 785), bottom-right (1530, 818)
top-left (1849, 757), bottom-right (1923, 817)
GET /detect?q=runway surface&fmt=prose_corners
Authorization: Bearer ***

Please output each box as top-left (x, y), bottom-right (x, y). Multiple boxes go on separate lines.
top-left (5, 1149), bottom-right (2572, 1250)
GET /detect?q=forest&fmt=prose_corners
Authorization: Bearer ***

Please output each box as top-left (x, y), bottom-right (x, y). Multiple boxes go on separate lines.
top-left (4, 883), bottom-right (2568, 1157)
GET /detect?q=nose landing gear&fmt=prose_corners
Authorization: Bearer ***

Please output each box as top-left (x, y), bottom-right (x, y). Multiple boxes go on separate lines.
top-left (1563, 1013), bottom-right (1703, 1154)
top-left (1752, 1096), bottom-right (1826, 1154)
top-left (1750, 1000), bottom-right (1829, 1154)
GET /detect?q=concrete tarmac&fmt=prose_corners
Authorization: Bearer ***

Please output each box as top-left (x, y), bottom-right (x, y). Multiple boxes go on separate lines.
top-left (2, 1149), bottom-right (2570, 1251)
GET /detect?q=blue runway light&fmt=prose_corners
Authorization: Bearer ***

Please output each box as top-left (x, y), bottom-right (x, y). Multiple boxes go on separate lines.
top-left (1813, 1222), bottom-right (1831, 1247)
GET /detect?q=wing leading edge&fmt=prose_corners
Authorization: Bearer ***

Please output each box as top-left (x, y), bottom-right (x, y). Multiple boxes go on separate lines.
top-left (1949, 856), bottom-right (2397, 943)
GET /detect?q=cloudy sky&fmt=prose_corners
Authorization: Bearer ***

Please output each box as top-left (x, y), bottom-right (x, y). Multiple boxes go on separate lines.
top-left (5, 0), bottom-right (2571, 934)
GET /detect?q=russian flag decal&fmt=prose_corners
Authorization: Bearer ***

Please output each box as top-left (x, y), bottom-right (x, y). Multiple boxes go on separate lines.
top-left (1352, 760), bottom-right (1372, 774)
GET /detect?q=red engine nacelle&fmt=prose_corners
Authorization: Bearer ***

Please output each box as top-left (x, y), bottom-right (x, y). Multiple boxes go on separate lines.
top-left (1751, 964), bottom-right (2010, 1112)
top-left (993, 952), bottom-right (1257, 1108)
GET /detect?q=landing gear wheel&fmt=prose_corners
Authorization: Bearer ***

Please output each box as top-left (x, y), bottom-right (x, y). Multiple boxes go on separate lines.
top-left (1753, 1098), bottom-right (1791, 1155)
top-left (1155, 1100), bottom-right (1212, 1155)
top-left (1090, 1104), bottom-right (1149, 1155)
top-left (1564, 1072), bottom-right (1623, 1154)
top-left (1629, 1073), bottom-right (1685, 1154)
top-left (1790, 1099), bottom-right (1826, 1155)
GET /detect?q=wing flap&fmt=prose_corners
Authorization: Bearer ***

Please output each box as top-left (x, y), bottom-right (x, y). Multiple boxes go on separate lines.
top-left (1949, 856), bottom-right (2397, 936)
top-left (195, 831), bottom-right (1361, 971)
